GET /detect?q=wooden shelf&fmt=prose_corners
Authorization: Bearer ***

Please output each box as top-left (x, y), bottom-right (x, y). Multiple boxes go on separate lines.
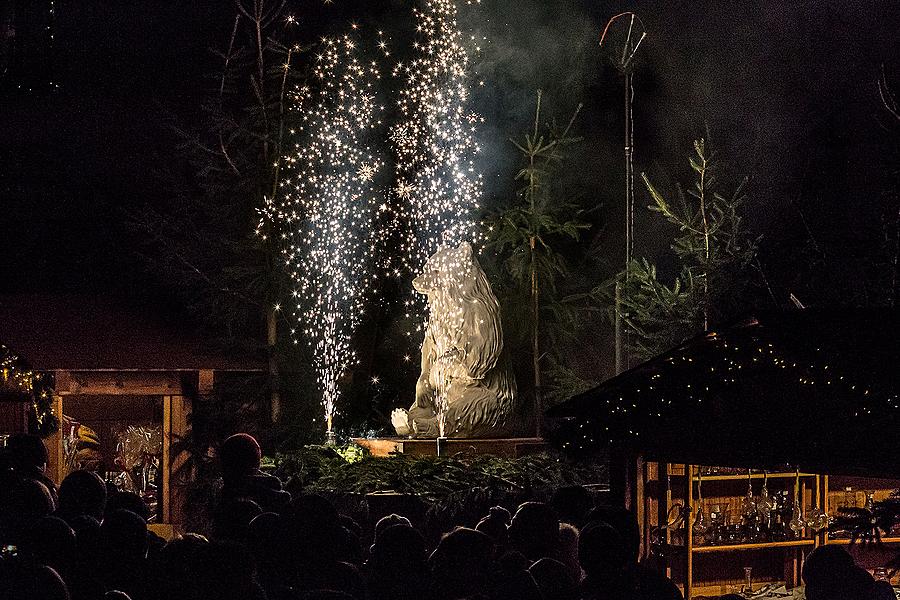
top-left (644, 462), bottom-right (900, 598)
top-left (692, 539), bottom-right (815, 553)
top-left (827, 536), bottom-right (900, 545)
top-left (676, 471), bottom-right (819, 482)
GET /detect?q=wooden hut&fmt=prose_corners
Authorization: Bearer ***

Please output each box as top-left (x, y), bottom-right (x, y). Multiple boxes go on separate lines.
top-left (549, 308), bottom-right (900, 596)
top-left (0, 294), bottom-right (265, 533)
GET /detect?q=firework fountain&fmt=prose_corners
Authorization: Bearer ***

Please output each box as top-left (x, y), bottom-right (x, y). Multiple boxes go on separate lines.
top-left (260, 34), bottom-right (387, 441)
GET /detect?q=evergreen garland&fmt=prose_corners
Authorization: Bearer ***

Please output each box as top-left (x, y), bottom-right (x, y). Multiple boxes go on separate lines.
top-left (0, 344), bottom-right (58, 437)
top-left (269, 445), bottom-right (607, 502)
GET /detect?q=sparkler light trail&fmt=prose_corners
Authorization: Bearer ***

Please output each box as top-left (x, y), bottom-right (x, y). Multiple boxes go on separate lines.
top-left (388, 0), bottom-right (485, 276)
top-left (259, 34), bottom-right (387, 437)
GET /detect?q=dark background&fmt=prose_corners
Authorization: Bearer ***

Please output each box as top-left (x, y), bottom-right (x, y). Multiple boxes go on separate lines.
top-left (1, 0), bottom-right (898, 367)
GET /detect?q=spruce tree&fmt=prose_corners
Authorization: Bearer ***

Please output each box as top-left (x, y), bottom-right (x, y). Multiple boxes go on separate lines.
top-left (487, 91), bottom-right (589, 428)
top-left (609, 138), bottom-right (759, 361)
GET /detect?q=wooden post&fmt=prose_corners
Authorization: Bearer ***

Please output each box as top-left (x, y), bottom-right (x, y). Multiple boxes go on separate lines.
top-left (164, 394), bottom-right (191, 530)
top-left (636, 455), bottom-right (646, 556)
top-left (685, 463), bottom-right (694, 600)
top-left (162, 396), bottom-right (171, 524)
top-left (48, 393), bottom-right (65, 485)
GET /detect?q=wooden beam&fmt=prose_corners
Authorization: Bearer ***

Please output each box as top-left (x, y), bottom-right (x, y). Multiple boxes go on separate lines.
top-left (55, 370), bottom-right (188, 396)
top-left (198, 370), bottom-right (214, 395)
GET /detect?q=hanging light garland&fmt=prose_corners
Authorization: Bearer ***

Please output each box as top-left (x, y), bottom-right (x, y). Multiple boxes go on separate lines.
top-left (553, 321), bottom-right (899, 456)
top-left (0, 344), bottom-right (58, 437)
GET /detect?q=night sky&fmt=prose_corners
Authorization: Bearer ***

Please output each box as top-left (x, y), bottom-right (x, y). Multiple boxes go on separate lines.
top-left (1, 0), bottom-right (898, 308)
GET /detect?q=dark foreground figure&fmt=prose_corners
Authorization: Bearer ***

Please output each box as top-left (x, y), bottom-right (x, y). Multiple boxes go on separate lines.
top-left (0, 433), bottom-right (887, 599)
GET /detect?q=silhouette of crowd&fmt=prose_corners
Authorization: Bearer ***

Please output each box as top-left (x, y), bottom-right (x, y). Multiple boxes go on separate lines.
top-left (0, 433), bottom-right (892, 600)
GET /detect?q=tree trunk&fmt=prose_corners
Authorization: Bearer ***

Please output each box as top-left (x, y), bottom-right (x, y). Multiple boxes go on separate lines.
top-left (530, 235), bottom-right (542, 437)
top-left (267, 307), bottom-right (281, 423)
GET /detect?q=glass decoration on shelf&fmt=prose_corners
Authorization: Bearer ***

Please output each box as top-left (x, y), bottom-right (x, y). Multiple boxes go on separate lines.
top-left (742, 470), bottom-right (760, 541)
top-left (789, 496), bottom-right (805, 535)
top-left (741, 566), bottom-right (754, 597)
top-left (708, 504), bottom-right (727, 544)
top-left (741, 470), bottom-right (757, 518)
top-left (757, 471), bottom-right (774, 520)
top-left (805, 505), bottom-right (830, 532)
top-left (789, 470), bottom-right (805, 536)
top-left (692, 470), bottom-right (710, 542)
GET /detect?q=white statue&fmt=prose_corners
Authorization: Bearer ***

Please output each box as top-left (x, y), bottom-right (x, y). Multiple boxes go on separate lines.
top-left (392, 242), bottom-right (518, 438)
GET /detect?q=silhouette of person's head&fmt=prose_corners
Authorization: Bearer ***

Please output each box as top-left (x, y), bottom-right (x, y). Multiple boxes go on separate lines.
top-left (492, 569), bottom-right (542, 600)
top-left (429, 527), bottom-right (495, 600)
top-left (106, 491), bottom-right (149, 522)
top-left (585, 505), bottom-right (640, 563)
top-left (318, 561), bottom-right (365, 600)
top-left (803, 545), bottom-right (875, 600)
top-left (551, 486), bottom-right (594, 527)
top-left (370, 523), bottom-right (427, 576)
top-left (497, 550), bottom-right (531, 575)
top-left (283, 492), bottom-right (356, 574)
top-left (373, 514), bottom-right (411, 542)
top-left (529, 557), bottom-right (578, 600)
top-left (339, 515), bottom-right (363, 565)
top-left (101, 509), bottom-right (149, 563)
top-left (508, 502), bottom-right (559, 561)
top-left (5, 433), bottom-right (49, 473)
top-left (22, 516), bottom-right (76, 575)
top-left (248, 511), bottom-right (283, 554)
top-left (193, 540), bottom-right (266, 600)
top-left (9, 478), bottom-right (55, 520)
top-left (212, 497), bottom-right (263, 542)
top-left (578, 521), bottom-right (628, 582)
top-left (58, 470), bottom-right (106, 521)
top-left (159, 532), bottom-right (209, 598)
top-left (475, 506), bottom-right (510, 546)
top-left (67, 514), bottom-right (102, 557)
top-left (7, 564), bottom-right (71, 600)
top-left (219, 433), bottom-right (261, 481)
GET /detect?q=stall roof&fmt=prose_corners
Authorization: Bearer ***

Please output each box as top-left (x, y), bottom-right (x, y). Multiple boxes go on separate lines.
top-left (0, 294), bottom-right (266, 371)
top-left (548, 308), bottom-right (900, 476)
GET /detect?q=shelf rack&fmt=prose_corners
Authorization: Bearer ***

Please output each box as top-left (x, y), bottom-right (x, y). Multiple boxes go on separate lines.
top-left (639, 461), bottom-right (900, 598)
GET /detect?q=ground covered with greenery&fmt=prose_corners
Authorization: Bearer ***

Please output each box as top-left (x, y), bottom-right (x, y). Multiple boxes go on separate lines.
top-left (266, 445), bottom-right (607, 502)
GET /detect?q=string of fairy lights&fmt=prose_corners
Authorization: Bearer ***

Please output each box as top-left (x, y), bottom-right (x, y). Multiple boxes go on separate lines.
top-left (261, 0), bottom-right (487, 436)
top-left (557, 325), bottom-right (900, 454)
top-left (0, 344), bottom-right (57, 437)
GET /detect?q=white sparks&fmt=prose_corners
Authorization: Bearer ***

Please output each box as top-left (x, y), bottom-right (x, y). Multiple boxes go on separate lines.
top-left (389, 0), bottom-right (484, 276)
top-left (259, 34), bottom-right (387, 435)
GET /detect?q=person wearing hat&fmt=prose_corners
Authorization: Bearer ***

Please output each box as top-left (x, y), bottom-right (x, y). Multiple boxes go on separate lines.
top-left (218, 434), bottom-right (290, 513)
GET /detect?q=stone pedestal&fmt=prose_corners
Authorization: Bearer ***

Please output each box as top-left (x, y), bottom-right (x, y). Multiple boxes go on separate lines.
top-left (352, 437), bottom-right (548, 458)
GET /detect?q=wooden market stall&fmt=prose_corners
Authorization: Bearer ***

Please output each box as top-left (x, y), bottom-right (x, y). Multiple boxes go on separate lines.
top-left (0, 294), bottom-right (266, 533)
top-left (549, 308), bottom-right (900, 598)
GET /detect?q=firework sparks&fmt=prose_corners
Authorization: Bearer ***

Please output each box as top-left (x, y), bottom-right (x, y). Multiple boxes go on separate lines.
top-left (259, 34), bottom-right (386, 435)
top-left (390, 0), bottom-right (485, 275)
